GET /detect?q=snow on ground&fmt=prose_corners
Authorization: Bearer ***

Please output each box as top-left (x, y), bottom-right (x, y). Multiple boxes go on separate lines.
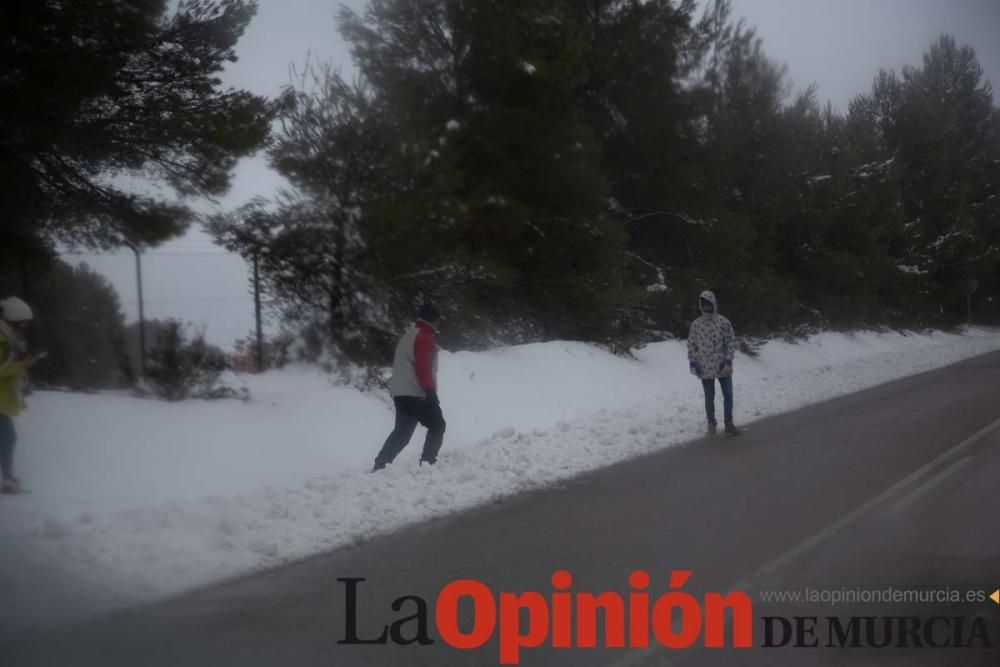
top-left (2, 327), bottom-right (1000, 636)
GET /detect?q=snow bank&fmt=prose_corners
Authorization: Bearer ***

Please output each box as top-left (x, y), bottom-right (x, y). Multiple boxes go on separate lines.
top-left (2, 327), bottom-right (999, 636)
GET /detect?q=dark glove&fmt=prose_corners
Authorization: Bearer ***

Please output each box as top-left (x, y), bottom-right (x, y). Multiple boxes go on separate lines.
top-left (689, 362), bottom-right (701, 376)
top-left (425, 388), bottom-right (439, 405)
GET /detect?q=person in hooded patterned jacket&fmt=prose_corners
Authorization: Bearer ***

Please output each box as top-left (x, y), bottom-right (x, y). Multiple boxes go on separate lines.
top-left (373, 303), bottom-right (446, 471)
top-left (687, 291), bottom-right (741, 438)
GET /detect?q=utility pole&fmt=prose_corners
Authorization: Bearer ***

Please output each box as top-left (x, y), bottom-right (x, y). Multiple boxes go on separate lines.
top-left (253, 253), bottom-right (263, 372)
top-left (965, 278), bottom-right (978, 326)
top-left (129, 242), bottom-right (147, 377)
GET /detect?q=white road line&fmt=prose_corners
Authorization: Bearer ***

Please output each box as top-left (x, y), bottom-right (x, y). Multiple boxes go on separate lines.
top-left (607, 415), bottom-right (1000, 667)
top-left (731, 414), bottom-right (1000, 588)
top-left (885, 456), bottom-right (973, 517)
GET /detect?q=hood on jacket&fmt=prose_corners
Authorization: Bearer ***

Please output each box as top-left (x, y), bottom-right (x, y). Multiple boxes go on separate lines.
top-left (1, 297), bottom-right (32, 323)
top-left (699, 290), bottom-right (718, 312)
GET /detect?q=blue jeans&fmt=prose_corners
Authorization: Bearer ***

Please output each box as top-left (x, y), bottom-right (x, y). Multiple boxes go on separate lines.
top-left (701, 376), bottom-right (733, 425)
top-left (0, 414), bottom-right (15, 480)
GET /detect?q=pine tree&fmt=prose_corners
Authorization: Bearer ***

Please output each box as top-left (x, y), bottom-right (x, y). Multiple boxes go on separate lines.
top-left (26, 262), bottom-right (130, 389)
top-left (894, 36), bottom-right (998, 319)
top-left (333, 0), bottom-right (637, 343)
top-left (0, 0), bottom-right (271, 251)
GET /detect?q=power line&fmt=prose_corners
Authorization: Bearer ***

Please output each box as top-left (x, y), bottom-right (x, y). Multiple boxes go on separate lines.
top-left (65, 250), bottom-right (235, 256)
top-left (144, 251), bottom-right (235, 256)
top-left (121, 296), bottom-right (253, 305)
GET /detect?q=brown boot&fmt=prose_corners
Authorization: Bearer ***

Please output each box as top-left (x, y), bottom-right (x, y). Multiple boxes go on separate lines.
top-left (707, 423), bottom-right (718, 438)
top-left (724, 422), bottom-right (742, 436)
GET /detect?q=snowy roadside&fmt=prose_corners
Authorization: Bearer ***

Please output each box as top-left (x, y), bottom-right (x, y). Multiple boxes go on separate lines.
top-left (2, 327), bottom-right (999, 637)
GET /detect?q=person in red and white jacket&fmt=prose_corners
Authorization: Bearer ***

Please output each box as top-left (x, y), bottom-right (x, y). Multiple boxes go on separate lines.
top-left (373, 303), bottom-right (446, 471)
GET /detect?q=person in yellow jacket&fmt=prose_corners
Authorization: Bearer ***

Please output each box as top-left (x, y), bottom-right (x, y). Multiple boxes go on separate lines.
top-left (1, 297), bottom-right (41, 495)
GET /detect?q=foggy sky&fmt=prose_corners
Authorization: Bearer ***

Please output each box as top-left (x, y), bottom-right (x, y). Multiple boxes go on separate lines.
top-left (728, 0), bottom-right (1000, 111)
top-left (69, 0), bottom-right (1000, 348)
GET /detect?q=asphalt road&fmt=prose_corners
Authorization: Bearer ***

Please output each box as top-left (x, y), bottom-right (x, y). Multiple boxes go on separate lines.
top-left (5, 351), bottom-right (1000, 666)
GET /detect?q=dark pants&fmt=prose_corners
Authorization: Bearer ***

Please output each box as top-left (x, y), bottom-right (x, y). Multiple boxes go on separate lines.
top-left (0, 414), bottom-right (15, 481)
top-left (701, 376), bottom-right (734, 425)
top-left (375, 396), bottom-right (446, 467)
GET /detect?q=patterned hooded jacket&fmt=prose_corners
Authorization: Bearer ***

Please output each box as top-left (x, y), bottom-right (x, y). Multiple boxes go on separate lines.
top-left (687, 291), bottom-right (735, 380)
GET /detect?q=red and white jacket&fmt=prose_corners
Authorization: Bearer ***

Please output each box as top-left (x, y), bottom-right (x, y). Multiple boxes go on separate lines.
top-left (388, 320), bottom-right (438, 398)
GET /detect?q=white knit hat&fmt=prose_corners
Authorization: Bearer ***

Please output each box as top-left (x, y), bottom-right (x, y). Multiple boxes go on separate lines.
top-left (1, 297), bottom-right (33, 322)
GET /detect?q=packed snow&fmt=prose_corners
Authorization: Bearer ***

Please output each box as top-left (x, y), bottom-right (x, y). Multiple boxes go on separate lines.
top-left (2, 327), bottom-right (1000, 637)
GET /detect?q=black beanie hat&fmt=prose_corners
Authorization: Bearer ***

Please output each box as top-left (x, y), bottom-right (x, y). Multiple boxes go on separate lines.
top-left (418, 302), bottom-right (440, 322)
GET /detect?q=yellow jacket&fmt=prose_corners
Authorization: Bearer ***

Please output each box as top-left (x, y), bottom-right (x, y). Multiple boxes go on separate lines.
top-left (0, 322), bottom-right (27, 416)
